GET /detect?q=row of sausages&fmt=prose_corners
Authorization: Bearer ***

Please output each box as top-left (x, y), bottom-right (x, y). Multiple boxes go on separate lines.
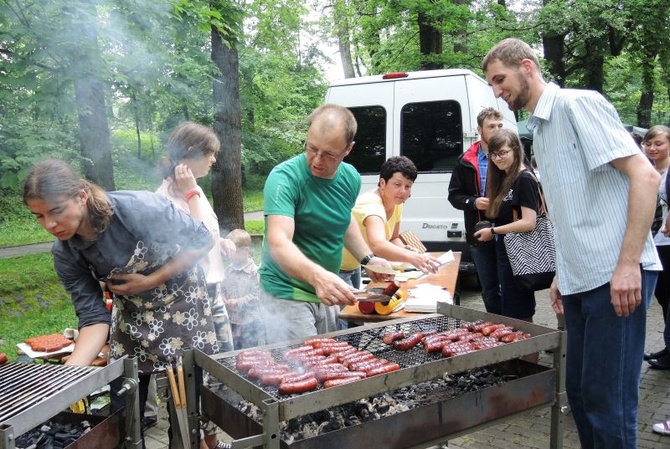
top-left (235, 337), bottom-right (400, 395)
top-left (382, 321), bottom-right (531, 356)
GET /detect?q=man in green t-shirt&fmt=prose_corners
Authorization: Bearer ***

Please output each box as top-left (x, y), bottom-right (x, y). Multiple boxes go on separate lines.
top-left (260, 104), bottom-right (392, 342)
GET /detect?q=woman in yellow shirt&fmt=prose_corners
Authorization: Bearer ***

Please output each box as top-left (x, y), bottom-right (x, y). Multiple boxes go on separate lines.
top-left (340, 156), bottom-right (440, 289)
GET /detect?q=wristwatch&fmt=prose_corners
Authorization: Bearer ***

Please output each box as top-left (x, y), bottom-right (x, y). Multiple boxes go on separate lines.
top-left (360, 253), bottom-right (375, 265)
top-left (490, 226), bottom-right (496, 235)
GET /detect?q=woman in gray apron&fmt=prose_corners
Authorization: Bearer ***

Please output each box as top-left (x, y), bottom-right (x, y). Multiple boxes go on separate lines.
top-left (23, 158), bottom-right (218, 447)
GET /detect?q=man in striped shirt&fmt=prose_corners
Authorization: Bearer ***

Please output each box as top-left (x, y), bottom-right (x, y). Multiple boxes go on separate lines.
top-left (482, 38), bottom-right (662, 449)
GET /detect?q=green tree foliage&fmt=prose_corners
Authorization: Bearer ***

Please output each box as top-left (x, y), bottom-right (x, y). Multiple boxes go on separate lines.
top-left (1, 0), bottom-right (668, 204)
top-left (0, 0), bottom-right (326, 192)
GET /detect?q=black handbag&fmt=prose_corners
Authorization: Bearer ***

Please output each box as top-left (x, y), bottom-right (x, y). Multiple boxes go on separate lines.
top-left (503, 183), bottom-right (556, 291)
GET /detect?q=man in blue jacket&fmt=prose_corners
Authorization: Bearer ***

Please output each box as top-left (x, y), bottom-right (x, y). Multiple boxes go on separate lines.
top-left (448, 107), bottom-right (503, 314)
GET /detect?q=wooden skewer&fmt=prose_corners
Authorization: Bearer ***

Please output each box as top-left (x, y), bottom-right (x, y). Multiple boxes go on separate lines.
top-left (166, 363), bottom-right (181, 409)
top-left (176, 356), bottom-right (187, 409)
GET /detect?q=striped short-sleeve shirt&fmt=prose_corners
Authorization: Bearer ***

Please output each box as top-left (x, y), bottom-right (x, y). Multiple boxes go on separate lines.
top-left (528, 83), bottom-right (661, 295)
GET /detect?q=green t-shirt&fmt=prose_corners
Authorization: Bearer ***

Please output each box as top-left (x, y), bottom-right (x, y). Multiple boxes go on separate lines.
top-left (260, 153), bottom-right (361, 302)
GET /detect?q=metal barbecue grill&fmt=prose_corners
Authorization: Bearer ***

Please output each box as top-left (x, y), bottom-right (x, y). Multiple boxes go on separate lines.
top-left (194, 302), bottom-right (567, 449)
top-left (0, 357), bottom-right (141, 449)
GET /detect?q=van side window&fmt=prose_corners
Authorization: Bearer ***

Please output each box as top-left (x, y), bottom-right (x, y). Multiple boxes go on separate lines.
top-left (401, 101), bottom-right (463, 172)
top-left (343, 106), bottom-right (386, 175)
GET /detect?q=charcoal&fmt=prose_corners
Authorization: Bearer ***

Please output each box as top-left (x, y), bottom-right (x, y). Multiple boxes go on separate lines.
top-left (15, 418), bottom-right (91, 449)
top-left (235, 366), bottom-right (514, 444)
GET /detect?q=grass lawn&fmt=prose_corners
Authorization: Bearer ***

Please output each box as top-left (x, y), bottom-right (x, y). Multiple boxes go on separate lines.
top-left (0, 253), bottom-right (75, 359)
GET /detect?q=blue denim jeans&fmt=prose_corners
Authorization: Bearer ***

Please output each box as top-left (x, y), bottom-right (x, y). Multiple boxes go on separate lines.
top-left (338, 268), bottom-right (362, 289)
top-left (562, 270), bottom-right (657, 449)
top-left (470, 240), bottom-right (502, 315)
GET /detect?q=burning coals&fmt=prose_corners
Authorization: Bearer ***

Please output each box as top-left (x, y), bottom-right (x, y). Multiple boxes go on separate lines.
top-left (15, 419), bottom-right (92, 449)
top-left (236, 367), bottom-right (516, 444)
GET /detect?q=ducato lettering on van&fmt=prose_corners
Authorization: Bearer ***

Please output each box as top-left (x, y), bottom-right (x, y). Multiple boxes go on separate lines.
top-left (422, 223), bottom-right (451, 229)
top-left (325, 69), bottom-right (517, 271)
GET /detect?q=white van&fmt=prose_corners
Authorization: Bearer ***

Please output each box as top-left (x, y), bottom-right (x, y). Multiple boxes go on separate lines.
top-left (325, 69), bottom-right (517, 271)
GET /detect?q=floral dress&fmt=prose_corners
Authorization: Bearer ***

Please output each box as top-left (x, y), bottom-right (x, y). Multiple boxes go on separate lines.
top-left (53, 191), bottom-right (220, 374)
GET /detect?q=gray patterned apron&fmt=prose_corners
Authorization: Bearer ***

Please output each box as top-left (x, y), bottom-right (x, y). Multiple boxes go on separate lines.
top-left (108, 241), bottom-right (219, 374)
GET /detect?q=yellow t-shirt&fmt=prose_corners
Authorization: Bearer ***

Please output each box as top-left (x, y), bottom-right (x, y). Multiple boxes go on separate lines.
top-left (340, 190), bottom-right (403, 271)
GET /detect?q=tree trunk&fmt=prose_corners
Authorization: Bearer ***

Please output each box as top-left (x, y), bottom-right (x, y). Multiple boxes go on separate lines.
top-left (72, 15), bottom-right (115, 191)
top-left (418, 8), bottom-right (443, 70)
top-left (637, 55), bottom-right (656, 128)
top-left (582, 37), bottom-right (605, 93)
top-left (451, 0), bottom-right (470, 54)
top-left (334, 0), bottom-right (355, 79)
top-left (74, 75), bottom-right (115, 191)
top-left (211, 25), bottom-right (244, 234)
top-left (659, 47), bottom-right (670, 123)
top-left (337, 25), bottom-right (355, 78)
top-left (132, 92), bottom-right (142, 159)
top-left (542, 33), bottom-right (566, 87)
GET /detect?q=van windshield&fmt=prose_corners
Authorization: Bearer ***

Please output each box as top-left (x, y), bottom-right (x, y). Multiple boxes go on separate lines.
top-left (344, 101), bottom-right (463, 175)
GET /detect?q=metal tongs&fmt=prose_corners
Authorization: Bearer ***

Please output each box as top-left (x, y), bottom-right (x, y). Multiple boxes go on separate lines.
top-left (354, 281), bottom-right (401, 303)
top-left (166, 356), bottom-right (190, 448)
top-left (354, 288), bottom-right (393, 302)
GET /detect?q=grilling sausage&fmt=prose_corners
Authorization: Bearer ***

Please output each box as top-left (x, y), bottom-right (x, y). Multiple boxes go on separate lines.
top-left (423, 338), bottom-right (450, 353)
top-left (317, 370), bottom-right (366, 382)
top-left (481, 324), bottom-right (506, 336)
top-left (382, 331), bottom-right (406, 345)
top-left (281, 371), bottom-right (316, 383)
top-left (490, 327), bottom-right (514, 340)
top-left (323, 377), bottom-right (363, 388)
top-left (501, 331), bottom-right (531, 343)
top-left (442, 342), bottom-right (475, 357)
top-left (304, 337), bottom-right (337, 347)
top-left (278, 377), bottom-right (319, 395)
top-left (392, 332), bottom-right (424, 351)
top-left (236, 355), bottom-right (274, 372)
top-left (365, 363), bottom-right (400, 377)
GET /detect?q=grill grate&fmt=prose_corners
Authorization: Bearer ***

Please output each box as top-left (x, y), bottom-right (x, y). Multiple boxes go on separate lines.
top-left (215, 315), bottom-right (469, 397)
top-left (0, 362), bottom-right (98, 423)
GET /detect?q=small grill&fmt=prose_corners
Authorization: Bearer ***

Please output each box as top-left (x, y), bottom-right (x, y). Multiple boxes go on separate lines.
top-left (195, 302), bottom-right (567, 449)
top-left (0, 357), bottom-right (142, 449)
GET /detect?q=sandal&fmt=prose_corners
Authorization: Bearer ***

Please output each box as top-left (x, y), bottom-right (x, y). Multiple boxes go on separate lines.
top-left (653, 419), bottom-right (670, 436)
top-left (215, 442), bottom-right (232, 449)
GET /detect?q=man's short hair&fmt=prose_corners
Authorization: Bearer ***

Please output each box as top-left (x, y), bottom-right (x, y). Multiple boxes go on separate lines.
top-left (477, 107), bottom-right (503, 127)
top-left (308, 104), bottom-right (358, 144)
top-left (482, 38), bottom-right (540, 73)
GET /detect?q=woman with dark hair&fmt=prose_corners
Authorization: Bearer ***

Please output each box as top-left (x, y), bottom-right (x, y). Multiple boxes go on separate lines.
top-left (473, 129), bottom-right (542, 322)
top-left (23, 158), bottom-right (218, 447)
top-left (156, 121), bottom-right (239, 449)
top-left (156, 121), bottom-right (235, 351)
top-left (339, 155), bottom-right (441, 289)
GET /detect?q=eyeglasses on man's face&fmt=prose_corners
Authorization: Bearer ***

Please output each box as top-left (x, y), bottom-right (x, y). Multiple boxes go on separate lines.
top-left (304, 142), bottom-right (348, 163)
top-left (489, 149), bottom-right (511, 159)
